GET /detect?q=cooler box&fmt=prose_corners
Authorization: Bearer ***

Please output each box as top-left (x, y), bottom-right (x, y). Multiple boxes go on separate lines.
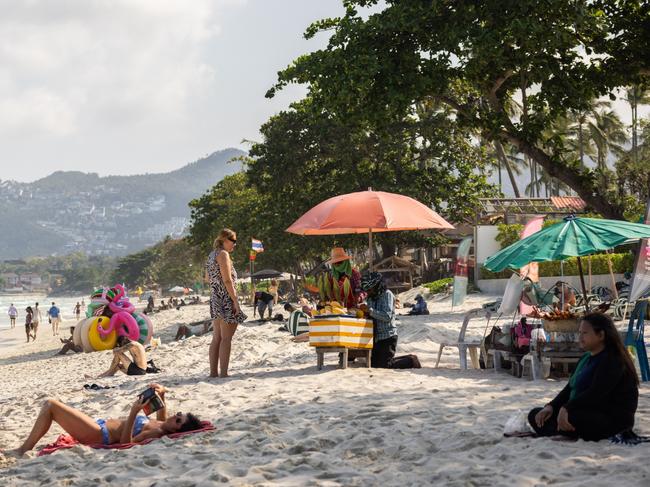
top-left (309, 315), bottom-right (374, 349)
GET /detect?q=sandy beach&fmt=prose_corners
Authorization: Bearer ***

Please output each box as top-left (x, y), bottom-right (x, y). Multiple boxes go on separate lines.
top-left (0, 292), bottom-right (648, 486)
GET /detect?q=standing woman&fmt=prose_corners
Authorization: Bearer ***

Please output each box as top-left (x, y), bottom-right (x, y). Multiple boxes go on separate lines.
top-left (25, 306), bottom-right (34, 342)
top-left (32, 302), bottom-right (42, 340)
top-left (207, 228), bottom-right (247, 377)
top-left (268, 279), bottom-right (280, 306)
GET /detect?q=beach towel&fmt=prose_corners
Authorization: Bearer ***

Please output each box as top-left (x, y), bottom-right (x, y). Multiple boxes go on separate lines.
top-left (37, 421), bottom-right (215, 456)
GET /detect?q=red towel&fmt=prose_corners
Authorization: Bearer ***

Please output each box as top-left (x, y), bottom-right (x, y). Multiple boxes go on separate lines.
top-left (37, 421), bottom-right (215, 456)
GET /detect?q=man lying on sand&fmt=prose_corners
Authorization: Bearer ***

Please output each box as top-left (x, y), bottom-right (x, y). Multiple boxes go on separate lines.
top-left (8, 383), bottom-right (202, 456)
top-left (175, 320), bottom-right (212, 340)
top-left (92, 336), bottom-right (148, 378)
top-left (56, 327), bottom-right (82, 355)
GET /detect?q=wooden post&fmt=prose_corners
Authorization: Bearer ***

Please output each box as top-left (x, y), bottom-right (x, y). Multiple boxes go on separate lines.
top-left (606, 251), bottom-right (619, 299)
top-left (576, 256), bottom-right (589, 311)
top-left (368, 229), bottom-right (374, 271)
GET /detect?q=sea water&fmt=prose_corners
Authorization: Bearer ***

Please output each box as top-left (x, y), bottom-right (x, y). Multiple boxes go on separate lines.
top-left (0, 294), bottom-right (88, 330)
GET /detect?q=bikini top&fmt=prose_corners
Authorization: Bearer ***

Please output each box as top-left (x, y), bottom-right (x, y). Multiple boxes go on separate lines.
top-left (133, 414), bottom-right (150, 436)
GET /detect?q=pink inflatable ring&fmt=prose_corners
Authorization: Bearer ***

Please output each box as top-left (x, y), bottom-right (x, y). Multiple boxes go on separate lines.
top-left (109, 299), bottom-right (135, 314)
top-left (108, 311), bottom-right (140, 341)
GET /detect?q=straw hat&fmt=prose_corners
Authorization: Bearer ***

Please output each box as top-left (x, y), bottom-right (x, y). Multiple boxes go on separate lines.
top-left (327, 247), bottom-right (352, 264)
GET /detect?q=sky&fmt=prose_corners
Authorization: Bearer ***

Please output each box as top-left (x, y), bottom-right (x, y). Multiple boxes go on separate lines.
top-left (0, 0), bottom-right (346, 182)
top-left (1, 1), bottom-right (646, 183)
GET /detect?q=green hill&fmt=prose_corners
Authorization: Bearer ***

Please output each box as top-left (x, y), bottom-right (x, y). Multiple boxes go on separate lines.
top-left (0, 149), bottom-right (245, 259)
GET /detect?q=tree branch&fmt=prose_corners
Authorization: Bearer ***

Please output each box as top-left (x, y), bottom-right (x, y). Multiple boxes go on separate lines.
top-left (487, 70), bottom-right (514, 107)
top-left (499, 130), bottom-right (624, 219)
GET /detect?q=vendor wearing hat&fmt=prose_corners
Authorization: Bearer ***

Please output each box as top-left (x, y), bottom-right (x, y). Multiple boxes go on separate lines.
top-left (361, 272), bottom-right (422, 369)
top-left (325, 247), bottom-right (364, 308)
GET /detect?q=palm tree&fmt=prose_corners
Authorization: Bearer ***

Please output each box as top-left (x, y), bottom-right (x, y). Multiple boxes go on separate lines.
top-left (525, 166), bottom-right (571, 197)
top-left (567, 100), bottom-right (609, 166)
top-left (494, 141), bottom-right (526, 197)
top-left (588, 108), bottom-right (627, 172)
top-left (625, 85), bottom-right (650, 164)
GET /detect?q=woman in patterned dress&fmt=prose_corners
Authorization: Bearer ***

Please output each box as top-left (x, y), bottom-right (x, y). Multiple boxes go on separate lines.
top-left (206, 228), bottom-right (247, 377)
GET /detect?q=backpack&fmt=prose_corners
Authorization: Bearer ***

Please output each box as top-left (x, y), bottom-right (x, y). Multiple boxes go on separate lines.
top-left (513, 320), bottom-right (532, 349)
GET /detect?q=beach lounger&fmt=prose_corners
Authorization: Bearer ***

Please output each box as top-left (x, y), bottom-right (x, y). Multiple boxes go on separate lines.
top-left (435, 308), bottom-right (487, 369)
top-left (37, 421), bottom-right (215, 456)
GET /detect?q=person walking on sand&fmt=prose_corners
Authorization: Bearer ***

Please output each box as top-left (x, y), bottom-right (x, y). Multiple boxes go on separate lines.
top-left (32, 302), bottom-right (42, 339)
top-left (48, 302), bottom-right (61, 336)
top-left (207, 228), bottom-right (247, 378)
top-left (8, 303), bottom-right (17, 328)
top-left (73, 302), bottom-right (81, 320)
top-left (25, 306), bottom-right (35, 342)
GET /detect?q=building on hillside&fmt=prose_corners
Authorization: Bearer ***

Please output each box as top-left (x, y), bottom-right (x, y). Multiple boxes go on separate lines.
top-left (19, 273), bottom-right (43, 286)
top-left (1, 273), bottom-right (20, 287)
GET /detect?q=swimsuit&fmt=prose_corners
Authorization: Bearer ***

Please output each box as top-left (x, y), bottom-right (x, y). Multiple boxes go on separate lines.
top-left (95, 415), bottom-right (149, 445)
top-left (127, 362), bottom-right (147, 376)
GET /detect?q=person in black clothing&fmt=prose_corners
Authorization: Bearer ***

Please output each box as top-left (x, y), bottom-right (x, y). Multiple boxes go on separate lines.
top-left (253, 291), bottom-right (275, 320)
top-left (527, 312), bottom-right (639, 441)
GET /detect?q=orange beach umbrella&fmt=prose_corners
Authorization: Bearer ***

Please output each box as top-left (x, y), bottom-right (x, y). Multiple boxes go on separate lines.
top-left (286, 189), bottom-right (454, 270)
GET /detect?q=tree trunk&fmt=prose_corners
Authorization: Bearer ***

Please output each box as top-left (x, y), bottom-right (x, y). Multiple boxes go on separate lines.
top-left (631, 96), bottom-right (638, 165)
top-left (578, 119), bottom-right (584, 166)
top-left (494, 141), bottom-right (521, 197)
top-left (380, 241), bottom-right (393, 263)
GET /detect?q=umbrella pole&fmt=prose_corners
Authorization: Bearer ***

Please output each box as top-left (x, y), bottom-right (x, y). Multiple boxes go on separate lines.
top-left (576, 256), bottom-right (589, 312)
top-left (368, 229), bottom-right (373, 272)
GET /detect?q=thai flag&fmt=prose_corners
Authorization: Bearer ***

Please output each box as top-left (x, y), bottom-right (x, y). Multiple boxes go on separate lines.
top-left (251, 238), bottom-right (264, 252)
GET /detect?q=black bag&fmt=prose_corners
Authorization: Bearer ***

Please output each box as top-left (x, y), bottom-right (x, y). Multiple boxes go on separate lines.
top-left (488, 326), bottom-right (512, 352)
top-left (146, 359), bottom-right (162, 374)
top-left (390, 354), bottom-right (422, 369)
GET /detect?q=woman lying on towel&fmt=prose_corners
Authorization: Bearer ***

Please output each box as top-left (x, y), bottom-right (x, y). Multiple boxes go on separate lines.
top-left (12, 383), bottom-right (202, 455)
top-left (528, 313), bottom-right (639, 441)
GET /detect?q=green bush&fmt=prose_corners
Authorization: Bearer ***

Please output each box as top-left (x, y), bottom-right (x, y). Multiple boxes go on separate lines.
top-left (480, 252), bottom-right (634, 280)
top-left (496, 224), bottom-right (524, 248)
top-left (423, 277), bottom-right (453, 294)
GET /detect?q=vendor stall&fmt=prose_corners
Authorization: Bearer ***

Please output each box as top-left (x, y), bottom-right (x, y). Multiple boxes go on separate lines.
top-left (309, 314), bottom-right (373, 369)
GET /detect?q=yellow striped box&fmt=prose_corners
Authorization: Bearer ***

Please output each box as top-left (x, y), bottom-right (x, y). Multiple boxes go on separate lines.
top-left (309, 315), bottom-right (373, 349)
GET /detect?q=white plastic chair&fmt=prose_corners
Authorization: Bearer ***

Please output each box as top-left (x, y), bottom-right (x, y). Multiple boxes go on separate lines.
top-left (435, 308), bottom-right (489, 369)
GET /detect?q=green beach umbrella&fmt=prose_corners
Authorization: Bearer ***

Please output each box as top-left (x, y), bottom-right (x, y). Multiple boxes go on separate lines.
top-left (483, 215), bottom-right (650, 306)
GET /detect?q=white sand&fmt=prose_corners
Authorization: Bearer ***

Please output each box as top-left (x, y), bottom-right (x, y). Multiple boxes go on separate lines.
top-left (0, 293), bottom-right (648, 486)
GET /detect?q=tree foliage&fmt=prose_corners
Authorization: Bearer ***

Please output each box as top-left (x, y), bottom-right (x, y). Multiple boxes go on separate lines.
top-left (111, 237), bottom-right (203, 291)
top-left (0, 252), bottom-right (116, 293)
top-left (269, 0), bottom-right (650, 219)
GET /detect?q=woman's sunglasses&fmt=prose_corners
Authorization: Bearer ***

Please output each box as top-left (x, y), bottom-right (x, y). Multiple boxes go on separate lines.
top-left (228, 238), bottom-right (237, 244)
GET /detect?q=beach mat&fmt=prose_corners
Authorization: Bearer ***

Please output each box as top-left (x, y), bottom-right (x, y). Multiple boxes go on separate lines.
top-left (37, 421), bottom-right (215, 456)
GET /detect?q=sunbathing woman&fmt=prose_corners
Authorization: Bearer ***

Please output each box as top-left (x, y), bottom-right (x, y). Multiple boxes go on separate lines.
top-left (528, 313), bottom-right (639, 441)
top-left (11, 383), bottom-right (202, 455)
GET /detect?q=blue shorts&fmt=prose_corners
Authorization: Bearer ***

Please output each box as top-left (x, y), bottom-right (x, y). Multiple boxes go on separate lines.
top-left (96, 419), bottom-right (110, 445)
top-left (257, 301), bottom-right (273, 315)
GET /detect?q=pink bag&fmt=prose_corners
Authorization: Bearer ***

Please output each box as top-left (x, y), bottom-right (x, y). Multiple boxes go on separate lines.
top-left (514, 320), bottom-right (532, 348)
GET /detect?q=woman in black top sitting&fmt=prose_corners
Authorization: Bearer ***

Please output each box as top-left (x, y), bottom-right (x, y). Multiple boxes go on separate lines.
top-left (528, 312), bottom-right (638, 441)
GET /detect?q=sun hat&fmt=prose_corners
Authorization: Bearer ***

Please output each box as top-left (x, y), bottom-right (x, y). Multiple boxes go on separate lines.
top-left (327, 247), bottom-right (352, 264)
